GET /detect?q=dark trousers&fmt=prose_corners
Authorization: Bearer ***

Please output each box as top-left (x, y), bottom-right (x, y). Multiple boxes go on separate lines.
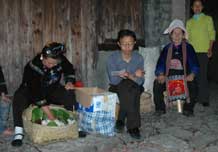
top-left (109, 79), bottom-right (142, 130)
top-left (197, 53), bottom-right (209, 103)
top-left (12, 85), bottom-right (76, 127)
top-left (153, 79), bottom-right (198, 112)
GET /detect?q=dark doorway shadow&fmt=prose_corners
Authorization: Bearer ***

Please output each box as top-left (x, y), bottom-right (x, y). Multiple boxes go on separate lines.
top-left (204, 0), bottom-right (218, 83)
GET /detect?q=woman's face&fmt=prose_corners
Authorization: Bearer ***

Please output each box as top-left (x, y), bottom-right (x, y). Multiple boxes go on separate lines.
top-left (171, 28), bottom-right (184, 44)
top-left (42, 57), bottom-right (59, 69)
top-left (192, 1), bottom-right (203, 14)
top-left (118, 36), bottom-right (136, 55)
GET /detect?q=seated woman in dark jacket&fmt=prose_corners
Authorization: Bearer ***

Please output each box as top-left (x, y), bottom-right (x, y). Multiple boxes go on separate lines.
top-left (11, 42), bottom-right (76, 147)
top-left (154, 19), bottom-right (199, 117)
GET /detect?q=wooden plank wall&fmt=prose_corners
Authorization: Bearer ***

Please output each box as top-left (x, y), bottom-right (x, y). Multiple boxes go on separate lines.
top-left (96, 0), bottom-right (144, 44)
top-left (0, 0), bottom-right (144, 93)
top-left (0, 0), bottom-right (83, 93)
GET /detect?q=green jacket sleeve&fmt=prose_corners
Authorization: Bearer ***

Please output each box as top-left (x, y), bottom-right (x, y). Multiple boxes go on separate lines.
top-left (186, 21), bottom-right (191, 41)
top-left (207, 16), bottom-right (215, 41)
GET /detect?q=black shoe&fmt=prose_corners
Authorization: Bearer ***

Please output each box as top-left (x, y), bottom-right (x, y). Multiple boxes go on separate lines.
top-left (183, 110), bottom-right (194, 117)
top-left (115, 120), bottom-right (124, 133)
top-left (78, 131), bottom-right (87, 138)
top-left (11, 139), bottom-right (23, 147)
top-left (128, 128), bottom-right (141, 139)
top-left (202, 102), bottom-right (210, 107)
top-left (154, 110), bottom-right (166, 116)
top-left (11, 133), bottom-right (24, 147)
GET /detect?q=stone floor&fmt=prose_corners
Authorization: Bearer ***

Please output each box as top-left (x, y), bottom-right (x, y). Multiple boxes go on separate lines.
top-left (1, 82), bottom-right (218, 152)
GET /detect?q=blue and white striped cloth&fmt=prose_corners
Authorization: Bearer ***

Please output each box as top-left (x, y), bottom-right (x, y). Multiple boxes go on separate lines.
top-left (78, 110), bottom-right (115, 136)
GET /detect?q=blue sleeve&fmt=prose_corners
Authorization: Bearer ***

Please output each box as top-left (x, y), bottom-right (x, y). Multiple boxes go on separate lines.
top-left (135, 56), bottom-right (144, 85)
top-left (106, 54), bottom-right (122, 85)
top-left (186, 44), bottom-right (200, 75)
top-left (155, 47), bottom-right (167, 76)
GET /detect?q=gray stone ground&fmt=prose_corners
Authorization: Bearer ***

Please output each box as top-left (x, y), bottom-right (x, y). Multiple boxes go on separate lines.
top-left (1, 83), bottom-right (218, 152)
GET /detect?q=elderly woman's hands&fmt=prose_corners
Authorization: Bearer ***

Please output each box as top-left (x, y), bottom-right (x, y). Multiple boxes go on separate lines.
top-left (186, 73), bottom-right (195, 82)
top-left (157, 74), bottom-right (166, 84)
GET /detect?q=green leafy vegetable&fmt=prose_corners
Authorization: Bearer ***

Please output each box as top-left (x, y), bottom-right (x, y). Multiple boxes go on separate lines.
top-left (56, 109), bottom-right (70, 124)
top-left (51, 109), bottom-right (59, 117)
top-left (47, 121), bottom-right (58, 127)
top-left (31, 107), bottom-right (73, 126)
top-left (31, 107), bottom-right (43, 123)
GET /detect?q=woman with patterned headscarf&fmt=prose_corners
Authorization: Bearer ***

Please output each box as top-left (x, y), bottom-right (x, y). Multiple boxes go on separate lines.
top-left (11, 42), bottom-right (76, 146)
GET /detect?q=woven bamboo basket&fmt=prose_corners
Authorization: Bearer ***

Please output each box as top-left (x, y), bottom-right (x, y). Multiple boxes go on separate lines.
top-left (22, 105), bottom-right (78, 144)
top-left (140, 92), bottom-right (154, 113)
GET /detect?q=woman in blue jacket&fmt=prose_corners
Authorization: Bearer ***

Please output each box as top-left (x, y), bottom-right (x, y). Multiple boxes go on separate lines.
top-left (154, 19), bottom-right (199, 117)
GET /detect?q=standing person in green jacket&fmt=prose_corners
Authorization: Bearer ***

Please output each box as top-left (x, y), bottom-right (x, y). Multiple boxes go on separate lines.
top-left (186, 0), bottom-right (216, 107)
